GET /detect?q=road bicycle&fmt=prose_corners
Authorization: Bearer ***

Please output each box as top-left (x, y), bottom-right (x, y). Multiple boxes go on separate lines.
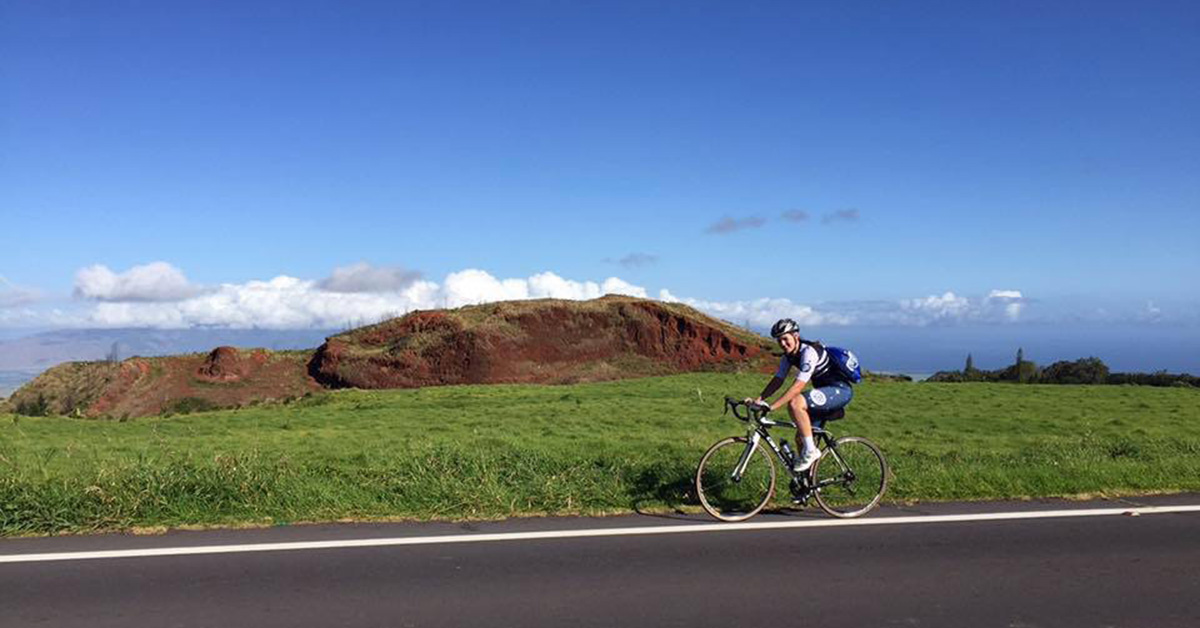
top-left (695, 396), bottom-right (889, 522)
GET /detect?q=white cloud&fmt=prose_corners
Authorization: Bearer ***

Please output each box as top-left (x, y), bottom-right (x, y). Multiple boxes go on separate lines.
top-left (667, 295), bottom-right (850, 329)
top-left (9, 263), bottom-right (1044, 332)
top-left (984, 289), bottom-right (1025, 321)
top-left (527, 272), bottom-right (595, 300)
top-left (74, 262), bottom-right (201, 302)
top-left (899, 291), bottom-right (972, 323)
top-left (439, 270), bottom-right (648, 307)
top-left (442, 269), bottom-right (529, 306)
top-left (317, 263), bottom-right (422, 293)
top-left (52, 266), bottom-right (653, 330)
top-left (600, 277), bottom-right (648, 299)
top-left (888, 289), bottom-right (1028, 325)
top-left (86, 275), bottom-right (443, 329)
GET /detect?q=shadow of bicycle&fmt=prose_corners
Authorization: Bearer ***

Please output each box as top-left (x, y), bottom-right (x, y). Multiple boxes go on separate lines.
top-left (626, 467), bottom-right (826, 522)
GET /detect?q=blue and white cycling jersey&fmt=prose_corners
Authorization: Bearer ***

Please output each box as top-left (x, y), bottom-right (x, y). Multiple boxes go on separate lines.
top-left (775, 343), bottom-right (844, 387)
top-left (776, 343), bottom-right (854, 412)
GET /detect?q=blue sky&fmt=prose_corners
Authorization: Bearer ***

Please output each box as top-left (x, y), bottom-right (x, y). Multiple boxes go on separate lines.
top-left (2, 1), bottom-right (1198, 345)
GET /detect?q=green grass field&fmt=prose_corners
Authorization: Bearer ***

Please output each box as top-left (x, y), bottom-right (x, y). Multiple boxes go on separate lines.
top-left (2, 374), bottom-right (1198, 536)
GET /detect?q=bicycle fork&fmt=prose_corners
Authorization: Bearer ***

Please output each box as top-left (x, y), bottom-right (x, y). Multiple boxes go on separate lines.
top-left (730, 432), bottom-right (761, 481)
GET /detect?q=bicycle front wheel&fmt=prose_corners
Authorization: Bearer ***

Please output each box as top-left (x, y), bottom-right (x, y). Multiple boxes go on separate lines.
top-left (695, 437), bottom-right (777, 522)
top-left (812, 436), bottom-right (888, 518)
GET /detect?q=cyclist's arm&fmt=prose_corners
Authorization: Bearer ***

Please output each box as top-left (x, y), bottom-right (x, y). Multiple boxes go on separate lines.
top-left (755, 355), bottom-right (792, 403)
top-left (770, 378), bottom-right (809, 411)
top-left (757, 376), bottom-right (785, 402)
top-left (768, 346), bottom-right (817, 411)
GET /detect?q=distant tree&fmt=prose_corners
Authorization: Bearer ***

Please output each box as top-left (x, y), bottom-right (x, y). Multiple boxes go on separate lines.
top-left (965, 353), bottom-right (975, 373)
top-left (1041, 357), bottom-right (1109, 385)
top-left (1106, 369), bottom-right (1196, 387)
top-left (1019, 362), bottom-right (1038, 383)
top-left (1013, 347), bottom-right (1035, 383)
top-left (926, 370), bottom-right (966, 383)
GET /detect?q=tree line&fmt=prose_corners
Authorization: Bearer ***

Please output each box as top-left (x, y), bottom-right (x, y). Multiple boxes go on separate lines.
top-left (927, 349), bottom-right (1198, 387)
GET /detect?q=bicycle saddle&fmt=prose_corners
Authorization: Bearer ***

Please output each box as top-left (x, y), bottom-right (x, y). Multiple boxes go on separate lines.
top-left (810, 408), bottom-right (845, 423)
top-left (806, 408), bottom-right (844, 422)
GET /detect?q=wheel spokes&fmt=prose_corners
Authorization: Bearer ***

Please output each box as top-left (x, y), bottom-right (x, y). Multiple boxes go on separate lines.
top-left (696, 438), bottom-right (776, 521)
top-left (812, 437), bottom-right (887, 518)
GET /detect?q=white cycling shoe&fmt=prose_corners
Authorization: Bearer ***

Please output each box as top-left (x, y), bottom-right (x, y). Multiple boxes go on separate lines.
top-left (792, 448), bottom-right (821, 473)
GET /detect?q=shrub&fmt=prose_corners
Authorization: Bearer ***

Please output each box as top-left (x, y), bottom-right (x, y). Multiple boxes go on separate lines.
top-left (15, 394), bottom-right (50, 417)
top-left (164, 397), bottom-right (219, 415)
top-left (1040, 357), bottom-right (1110, 385)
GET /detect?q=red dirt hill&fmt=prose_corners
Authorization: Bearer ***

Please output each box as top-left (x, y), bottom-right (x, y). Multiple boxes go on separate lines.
top-left (3, 348), bottom-right (321, 419)
top-left (3, 297), bottom-right (775, 418)
top-left (308, 296), bottom-right (775, 389)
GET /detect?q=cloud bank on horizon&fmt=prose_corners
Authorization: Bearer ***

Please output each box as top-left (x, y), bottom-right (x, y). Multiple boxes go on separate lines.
top-left (0, 261), bottom-right (1048, 332)
top-left (0, 275), bottom-right (41, 308)
top-left (73, 262), bottom-right (203, 302)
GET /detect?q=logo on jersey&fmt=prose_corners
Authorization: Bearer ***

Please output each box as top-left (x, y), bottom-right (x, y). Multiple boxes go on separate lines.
top-left (809, 390), bottom-right (827, 406)
top-left (800, 363), bottom-right (812, 373)
top-left (846, 353), bottom-right (859, 370)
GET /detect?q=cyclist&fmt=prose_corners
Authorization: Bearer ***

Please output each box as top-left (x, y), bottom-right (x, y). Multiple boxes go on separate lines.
top-left (749, 318), bottom-right (855, 472)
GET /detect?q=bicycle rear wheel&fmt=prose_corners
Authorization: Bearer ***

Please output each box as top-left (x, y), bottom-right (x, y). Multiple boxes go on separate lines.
top-left (695, 437), bottom-right (777, 522)
top-left (812, 436), bottom-right (888, 518)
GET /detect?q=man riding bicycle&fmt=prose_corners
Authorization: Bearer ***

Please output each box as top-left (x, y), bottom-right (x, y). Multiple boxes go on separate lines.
top-left (749, 318), bottom-right (855, 473)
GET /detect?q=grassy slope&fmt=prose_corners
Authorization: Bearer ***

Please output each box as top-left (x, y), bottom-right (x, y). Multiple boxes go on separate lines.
top-left (1, 374), bottom-right (1197, 535)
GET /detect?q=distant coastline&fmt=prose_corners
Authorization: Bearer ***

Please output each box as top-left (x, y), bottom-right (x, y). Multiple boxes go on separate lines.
top-left (881, 372), bottom-right (933, 382)
top-left (0, 370), bottom-right (39, 399)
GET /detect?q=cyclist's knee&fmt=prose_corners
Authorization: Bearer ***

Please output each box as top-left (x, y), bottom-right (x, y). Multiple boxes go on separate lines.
top-left (788, 395), bottom-right (808, 413)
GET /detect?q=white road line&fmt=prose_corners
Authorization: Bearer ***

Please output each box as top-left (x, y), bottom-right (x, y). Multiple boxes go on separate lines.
top-left (2, 505), bottom-right (1198, 565)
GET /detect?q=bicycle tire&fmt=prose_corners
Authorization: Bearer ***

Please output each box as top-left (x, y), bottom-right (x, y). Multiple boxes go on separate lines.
top-left (811, 436), bottom-right (888, 518)
top-left (695, 436), bottom-right (777, 522)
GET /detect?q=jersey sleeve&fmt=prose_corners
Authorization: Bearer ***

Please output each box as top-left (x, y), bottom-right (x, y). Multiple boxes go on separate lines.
top-left (793, 345), bottom-right (819, 386)
top-left (774, 355), bottom-right (790, 379)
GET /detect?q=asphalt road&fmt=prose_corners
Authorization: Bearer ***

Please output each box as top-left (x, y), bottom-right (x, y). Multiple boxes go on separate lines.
top-left (2, 495), bottom-right (1198, 627)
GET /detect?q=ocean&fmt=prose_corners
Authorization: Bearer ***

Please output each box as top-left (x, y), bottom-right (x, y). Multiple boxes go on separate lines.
top-left (805, 323), bottom-right (1200, 375)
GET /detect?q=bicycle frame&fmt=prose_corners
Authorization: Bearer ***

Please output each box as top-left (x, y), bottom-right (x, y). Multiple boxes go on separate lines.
top-left (734, 415), bottom-right (834, 482)
top-left (722, 397), bottom-right (852, 491)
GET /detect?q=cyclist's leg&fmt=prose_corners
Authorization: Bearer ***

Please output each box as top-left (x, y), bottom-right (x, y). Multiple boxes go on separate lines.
top-left (803, 383), bottom-right (854, 416)
top-left (795, 383), bottom-right (853, 456)
top-left (786, 395), bottom-right (813, 446)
